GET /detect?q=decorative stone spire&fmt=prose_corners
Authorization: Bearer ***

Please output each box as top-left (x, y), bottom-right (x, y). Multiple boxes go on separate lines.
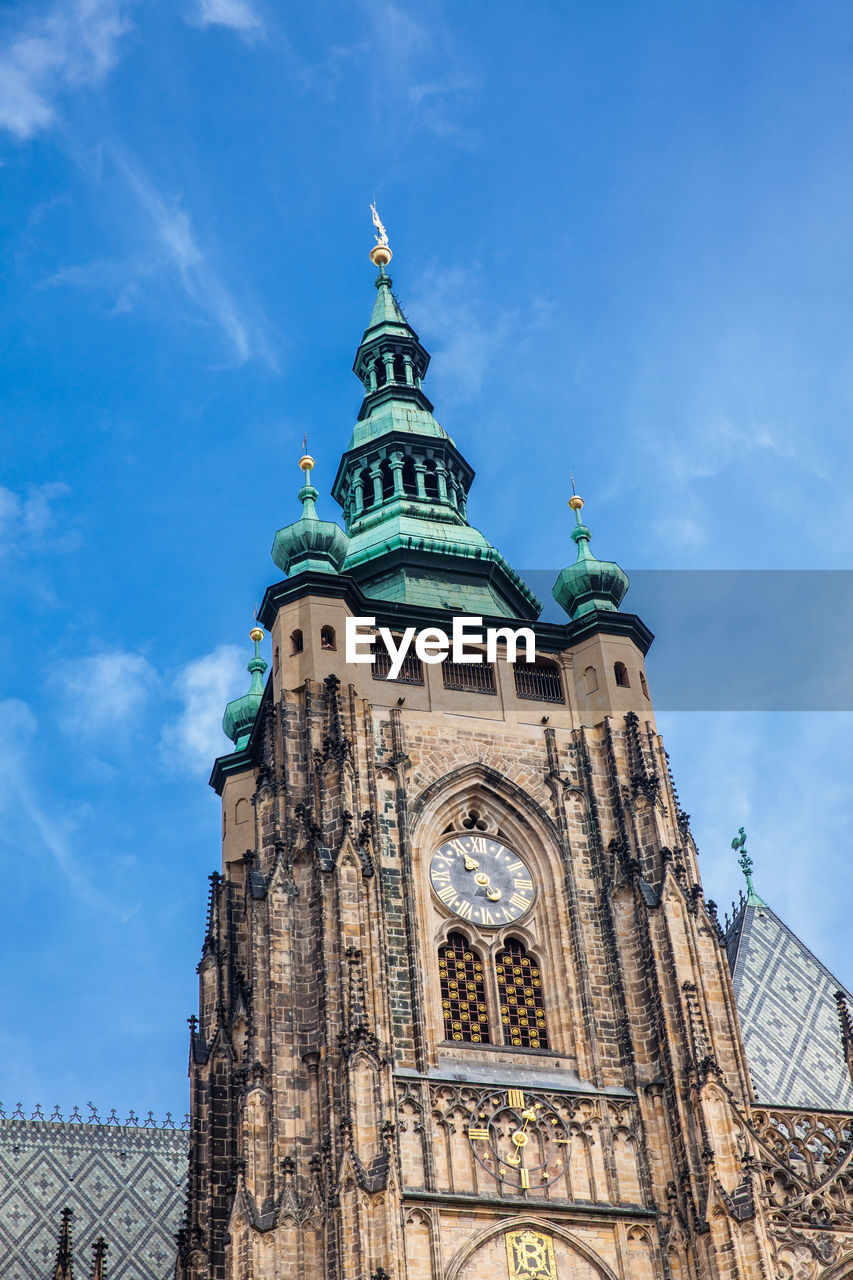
top-left (90, 1238), bottom-right (108, 1280)
top-left (328, 212), bottom-right (541, 619)
top-left (552, 487), bottom-right (629, 619)
top-left (222, 627), bottom-right (268, 750)
top-left (51, 1207), bottom-right (74, 1280)
top-left (834, 991), bottom-right (853, 1090)
top-left (731, 827), bottom-right (767, 907)
top-left (271, 450), bottom-right (348, 577)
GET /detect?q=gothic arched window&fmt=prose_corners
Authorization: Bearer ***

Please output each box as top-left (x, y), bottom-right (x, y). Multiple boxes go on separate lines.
top-left (380, 458), bottom-right (395, 499)
top-left (614, 661), bottom-right (630, 688)
top-left (401, 456), bottom-right (417, 495)
top-left (438, 933), bottom-right (490, 1044)
top-left (495, 937), bottom-right (549, 1050)
top-left (424, 460), bottom-right (439, 500)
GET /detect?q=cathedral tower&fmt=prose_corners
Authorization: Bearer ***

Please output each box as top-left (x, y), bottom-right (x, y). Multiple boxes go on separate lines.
top-left (176, 225), bottom-right (853, 1280)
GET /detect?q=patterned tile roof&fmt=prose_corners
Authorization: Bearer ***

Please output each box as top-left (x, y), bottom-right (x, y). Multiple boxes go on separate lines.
top-left (726, 898), bottom-right (853, 1109)
top-left (0, 1115), bottom-right (187, 1280)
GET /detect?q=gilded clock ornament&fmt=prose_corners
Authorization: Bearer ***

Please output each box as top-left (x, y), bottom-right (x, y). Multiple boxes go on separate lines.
top-left (429, 835), bottom-right (535, 926)
top-left (467, 1088), bottom-right (570, 1191)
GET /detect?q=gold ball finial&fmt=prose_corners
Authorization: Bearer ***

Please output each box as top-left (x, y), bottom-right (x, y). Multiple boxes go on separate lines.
top-left (299, 454), bottom-right (315, 473)
top-left (369, 202), bottom-right (392, 266)
top-left (569, 495), bottom-right (584, 512)
top-left (250, 626), bottom-right (264, 644)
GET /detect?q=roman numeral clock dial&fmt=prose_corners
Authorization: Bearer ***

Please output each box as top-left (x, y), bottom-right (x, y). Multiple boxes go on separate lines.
top-left (429, 836), bottom-right (535, 926)
top-left (467, 1089), bottom-right (571, 1191)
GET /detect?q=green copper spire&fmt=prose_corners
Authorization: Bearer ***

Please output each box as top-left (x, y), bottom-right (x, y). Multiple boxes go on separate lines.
top-left (731, 827), bottom-right (767, 907)
top-left (552, 488), bottom-right (629, 619)
top-left (328, 213), bottom-right (540, 619)
top-left (272, 451), bottom-right (348, 577)
top-left (222, 627), bottom-right (268, 750)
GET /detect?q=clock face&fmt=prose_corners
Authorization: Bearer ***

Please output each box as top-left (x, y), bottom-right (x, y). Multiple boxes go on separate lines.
top-left (429, 835), bottom-right (534, 927)
top-left (467, 1088), bottom-right (571, 1191)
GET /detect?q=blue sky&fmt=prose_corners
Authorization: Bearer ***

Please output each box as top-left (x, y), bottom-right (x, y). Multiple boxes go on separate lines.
top-left (1, 0), bottom-right (852, 1119)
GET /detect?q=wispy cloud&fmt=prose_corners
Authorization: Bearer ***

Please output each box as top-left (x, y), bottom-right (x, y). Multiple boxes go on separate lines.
top-left (0, 0), bottom-right (131, 140)
top-left (45, 154), bottom-right (278, 367)
top-left (160, 644), bottom-right (247, 775)
top-left (0, 698), bottom-right (126, 914)
top-left (187, 0), bottom-right (264, 38)
top-left (355, 0), bottom-right (479, 145)
top-left (407, 266), bottom-right (510, 403)
top-left (0, 482), bottom-right (72, 557)
top-left (55, 650), bottom-right (158, 736)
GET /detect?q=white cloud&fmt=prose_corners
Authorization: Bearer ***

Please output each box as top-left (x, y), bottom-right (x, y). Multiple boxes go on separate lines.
top-left (0, 0), bottom-right (130, 140)
top-left (188, 0), bottom-right (263, 36)
top-left (0, 482), bottom-right (71, 556)
top-left (160, 644), bottom-right (247, 775)
top-left (407, 266), bottom-right (509, 403)
top-left (0, 698), bottom-right (123, 912)
top-left (55, 650), bottom-right (157, 735)
top-left (45, 155), bottom-right (278, 367)
top-left (658, 710), bottom-right (853, 988)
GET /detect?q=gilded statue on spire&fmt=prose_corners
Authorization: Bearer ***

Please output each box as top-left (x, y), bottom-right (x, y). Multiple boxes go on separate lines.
top-left (369, 202), bottom-right (392, 267)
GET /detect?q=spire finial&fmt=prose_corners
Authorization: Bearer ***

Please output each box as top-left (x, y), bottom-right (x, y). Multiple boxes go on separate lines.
top-left (835, 991), bottom-right (853, 1089)
top-left (52, 1207), bottom-right (74, 1280)
top-left (90, 1237), bottom-right (108, 1280)
top-left (568, 473), bottom-right (584, 524)
top-left (369, 202), bottom-right (392, 267)
top-left (552, 481), bottom-right (629, 619)
top-left (731, 827), bottom-right (766, 906)
top-left (299, 433), bottom-right (314, 475)
top-left (297, 443), bottom-right (318, 518)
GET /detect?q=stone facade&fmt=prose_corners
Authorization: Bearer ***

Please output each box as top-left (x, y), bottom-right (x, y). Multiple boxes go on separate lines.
top-left (174, 594), bottom-right (853, 1280)
top-left (174, 250), bottom-right (853, 1280)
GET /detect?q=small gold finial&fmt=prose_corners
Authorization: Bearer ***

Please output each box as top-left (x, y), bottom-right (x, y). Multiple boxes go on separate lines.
top-left (568, 472), bottom-right (584, 511)
top-left (299, 434), bottom-right (315, 473)
top-left (369, 201), bottom-right (392, 266)
top-left (250, 626), bottom-right (264, 643)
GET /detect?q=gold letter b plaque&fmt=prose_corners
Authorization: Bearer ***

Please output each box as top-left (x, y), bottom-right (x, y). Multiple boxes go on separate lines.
top-left (506, 1229), bottom-right (557, 1280)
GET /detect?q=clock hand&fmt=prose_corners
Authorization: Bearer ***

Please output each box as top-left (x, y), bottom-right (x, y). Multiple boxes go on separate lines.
top-left (463, 853), bottom-right (479, 871)
top-left (505, 1106), bottom-right (539, 1164)
top-left (474, 871), bottom-right (502, 902)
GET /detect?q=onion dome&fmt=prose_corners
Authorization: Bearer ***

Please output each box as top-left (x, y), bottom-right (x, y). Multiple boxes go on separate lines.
top-left (222, 627), bottom-right (268, 749)
top-left (552, 491), bottom-right (629, 619)
top-left (271, 452), bottom-right (348, 576)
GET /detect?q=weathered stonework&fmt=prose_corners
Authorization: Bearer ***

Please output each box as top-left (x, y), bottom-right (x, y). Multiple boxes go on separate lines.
top-left (175, 604), bottom-right (853, 1280)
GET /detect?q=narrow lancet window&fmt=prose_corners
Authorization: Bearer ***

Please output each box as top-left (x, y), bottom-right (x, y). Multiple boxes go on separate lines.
top-left (438, 933), bottom-right (490, 1044)
top-left (496, 937), bottom-right (549, 1050)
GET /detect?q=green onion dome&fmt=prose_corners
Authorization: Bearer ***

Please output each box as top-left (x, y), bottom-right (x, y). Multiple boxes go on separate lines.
top-left (222, 627), bottom-right (268, 749)
top-left (271, 453), bottom-right (348, 576)
top-left (552, 493), bottom-right (629, 619)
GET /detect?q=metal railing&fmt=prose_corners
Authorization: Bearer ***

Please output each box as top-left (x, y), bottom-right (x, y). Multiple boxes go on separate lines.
top-left (442, 658), bottom-right (496, 694)
top-left (372, 639), bottom-right (425, 685)
top-left (513, 660), bottom-right (565, 703)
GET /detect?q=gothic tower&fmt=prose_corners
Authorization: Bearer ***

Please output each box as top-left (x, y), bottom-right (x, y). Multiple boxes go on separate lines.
top-left (176, 229), bottom-right (853, 1280)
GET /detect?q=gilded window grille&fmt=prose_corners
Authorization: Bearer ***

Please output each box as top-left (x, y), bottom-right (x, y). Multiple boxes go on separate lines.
top-left (438, 933), bottom-right (491, 1044)
top-left (496, 937), bottom-right (549, 1049)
